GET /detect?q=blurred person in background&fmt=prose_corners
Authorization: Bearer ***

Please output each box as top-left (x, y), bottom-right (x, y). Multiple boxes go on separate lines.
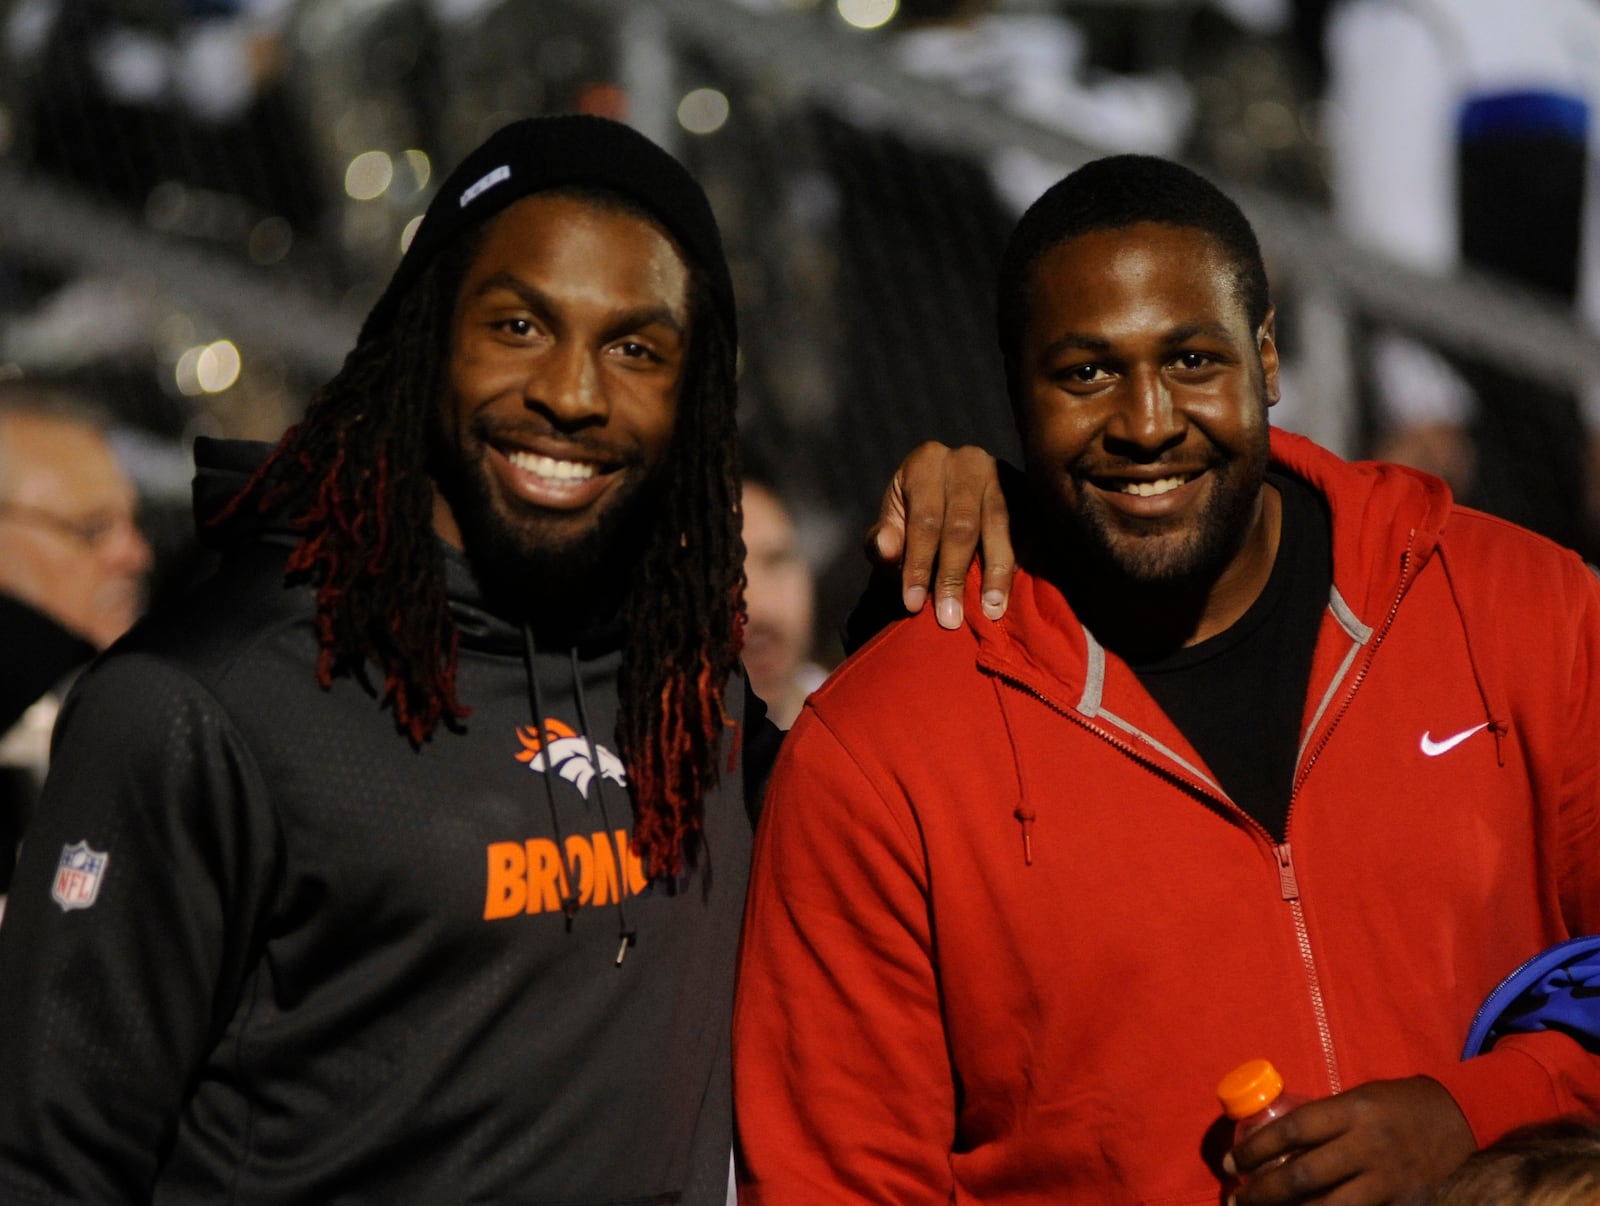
top-left (0, 385), bottom-right (150, 660)
top-left (740, 465), bottom-right (827, 731)
top-left (6, 0), bottom-right (320, 237)
top-left (0, 379), bottom-right (151, 916)
top-left (1324, 0), bottom-right (1600, 559)
top-left (885, 0), bottom-right (1194, 213)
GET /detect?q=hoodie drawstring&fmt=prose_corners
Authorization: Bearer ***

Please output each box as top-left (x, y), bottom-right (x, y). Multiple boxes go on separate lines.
top-left (522, 625), bottom-right (638, 963)
top-left (569, 645), bottom-right (637, 965)
top-left (994, 678), bottom-right (1036, 867)
top-left (523, 626), bottom-right (581, 923)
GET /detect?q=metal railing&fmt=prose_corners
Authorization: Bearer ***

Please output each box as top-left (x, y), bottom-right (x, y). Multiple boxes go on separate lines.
top-left (5, 0), bottom-right (1595, 472)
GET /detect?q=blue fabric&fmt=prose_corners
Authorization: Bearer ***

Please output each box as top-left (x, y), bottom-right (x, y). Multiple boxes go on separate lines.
top-left (1459, 90), bottom-right (1589, 144)
top-left (1462, 936), bottom-right (1600, 1059)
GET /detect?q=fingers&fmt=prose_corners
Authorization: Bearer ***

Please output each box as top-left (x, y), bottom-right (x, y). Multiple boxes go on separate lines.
top-left (1231, 1143), bottom-right (1360, 1206)
top-left (1226, 1098), bottom-right (1352, 1205)
top-left (863, 518), bottom-right (911, 603)
top-left (975, 474), bottom-right (1014, 622)
top-left (1228, 1078), bottom-right (1474, 1206)
top-left (865, 484), bottom-right (908, 580)
top-left (927, 445), bottom-right (1009, 628)
top-left (867, 441), bottom-right (950, 616)
top-left (868, 442), bottom-right (1013, 627)
top-left (923, 445), bottom-right (979, 628)
top-left (1227, 1100), bottom-right (1332, 1178)
top-left (898, 442), bottom-right (957, 618)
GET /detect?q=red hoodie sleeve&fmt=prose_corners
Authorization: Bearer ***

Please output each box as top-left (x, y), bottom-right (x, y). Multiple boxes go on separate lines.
top-left (1433, 1032), bottom-right (1600, 1146)
top-left (1432, 558), bottom-right (1600, 1144)
top-left (734, 707), bottom-right (956, 1203)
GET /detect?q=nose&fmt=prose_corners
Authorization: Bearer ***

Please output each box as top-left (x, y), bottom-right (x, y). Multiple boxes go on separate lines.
top-left (102, 512), bottom-right (153, 577)
top-left (525, 342), bottom-right (607, 428)
top-left (743, 556), bottom-right (774, 616)
top-left (1105, 366), bottom-right (1184, 457)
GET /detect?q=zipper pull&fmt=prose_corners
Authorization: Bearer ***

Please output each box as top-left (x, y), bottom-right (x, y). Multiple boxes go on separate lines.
top-left (1275, 843), bottom-right (1299, 901)
top-left (1013, 807), bottom-right (1036, 866)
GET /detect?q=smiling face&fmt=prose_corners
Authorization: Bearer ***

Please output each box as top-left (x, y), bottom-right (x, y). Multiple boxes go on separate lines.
top-left (1017, 221), bottom-right (1279, 603)
top-left (432, 192), bottom-right (692, 599)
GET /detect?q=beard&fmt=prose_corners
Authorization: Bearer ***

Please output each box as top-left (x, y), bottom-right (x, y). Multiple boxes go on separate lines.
top-left (430, 417), bottom-right (670, 633)
top-left (1062, 446), bottom-right (1264, 589)
top-left (1033, 409), bottom-right (1271, 598)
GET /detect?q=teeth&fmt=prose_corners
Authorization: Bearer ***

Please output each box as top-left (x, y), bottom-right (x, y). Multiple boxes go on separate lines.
top-left (507, 450), bottom-right (598, 482)
top-left (1119, 476), bottom-right (1190, 497)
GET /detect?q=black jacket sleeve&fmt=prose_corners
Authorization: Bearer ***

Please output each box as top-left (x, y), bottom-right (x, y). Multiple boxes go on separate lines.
top-left (0, 653), bottom-right (279, 1203)
top-left (0, 594), bottom-right (95, 733)
top-left (741, 677), bottom-right (784, 829)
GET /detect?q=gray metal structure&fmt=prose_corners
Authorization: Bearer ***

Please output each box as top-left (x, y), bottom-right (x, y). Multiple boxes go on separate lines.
top-left (3, 0), bottom-right (1594, 561)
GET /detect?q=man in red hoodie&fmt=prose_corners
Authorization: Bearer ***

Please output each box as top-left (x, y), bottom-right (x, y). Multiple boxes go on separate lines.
top-left (734, 154), bottom-right (1600, 1204)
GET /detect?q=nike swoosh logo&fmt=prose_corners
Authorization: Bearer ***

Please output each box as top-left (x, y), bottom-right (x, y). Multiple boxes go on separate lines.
top-left (1420, 723), bottom-right (1490, 757)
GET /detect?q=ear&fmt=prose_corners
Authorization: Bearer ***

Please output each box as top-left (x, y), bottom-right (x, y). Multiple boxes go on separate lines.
top-left (1257, 306), bottom-right (1281, 408)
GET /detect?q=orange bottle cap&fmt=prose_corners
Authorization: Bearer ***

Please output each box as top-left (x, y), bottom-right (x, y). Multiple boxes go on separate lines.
top-left (1217, 1058), bottom-right (1285, 1119)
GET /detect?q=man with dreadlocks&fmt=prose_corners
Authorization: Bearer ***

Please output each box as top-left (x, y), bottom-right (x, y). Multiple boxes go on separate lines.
top-left (0, 114), bottom-right (1011, 1205)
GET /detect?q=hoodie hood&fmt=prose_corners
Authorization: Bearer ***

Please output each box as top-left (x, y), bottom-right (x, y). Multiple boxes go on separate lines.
top-left (1268, 428), bottom-right (1453, 623)
top-left (191, 436), bottom-right (299, 549)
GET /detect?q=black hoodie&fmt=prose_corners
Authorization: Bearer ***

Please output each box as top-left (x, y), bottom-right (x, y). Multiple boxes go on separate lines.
top-left (0, 438), bottom-right (757, 1205)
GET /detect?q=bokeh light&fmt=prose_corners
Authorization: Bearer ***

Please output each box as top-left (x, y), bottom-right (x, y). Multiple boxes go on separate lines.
top-left (677, 88), bottom-right (731, 135)
top-left (837, 0), bottom-right (896, 30)
top-left (176, 339), bottom-right (242, 395)
top-left (402, 148), bottom-right (431, 190)
top-left (344, 150), bottom-right (394, 201)
top-left (248, 216), bottom-right (293, 265)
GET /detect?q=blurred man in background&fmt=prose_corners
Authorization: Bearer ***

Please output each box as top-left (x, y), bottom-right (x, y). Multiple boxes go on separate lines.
top-left (1325, 0), bottom-right (1600, 558)
top-left (740, 468), bottom-right (827, 730)
top-left (0, 382), bottom-right (150, 663)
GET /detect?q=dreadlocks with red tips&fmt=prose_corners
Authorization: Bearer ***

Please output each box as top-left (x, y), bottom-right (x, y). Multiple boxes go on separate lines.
top-left (219, 115), bottom-right (747, 880)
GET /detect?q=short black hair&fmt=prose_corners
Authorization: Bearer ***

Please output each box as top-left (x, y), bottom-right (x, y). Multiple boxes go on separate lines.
top-left (996, 154), bottom-right (1270, 395)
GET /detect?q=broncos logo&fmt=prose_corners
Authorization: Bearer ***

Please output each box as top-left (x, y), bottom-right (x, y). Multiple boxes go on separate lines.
top-left (515, 720), bottom-right (628, 798)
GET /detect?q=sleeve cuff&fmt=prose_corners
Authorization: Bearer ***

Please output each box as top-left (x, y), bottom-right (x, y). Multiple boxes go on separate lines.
top-left (1430, 1041), bottom-right (1566, 1147)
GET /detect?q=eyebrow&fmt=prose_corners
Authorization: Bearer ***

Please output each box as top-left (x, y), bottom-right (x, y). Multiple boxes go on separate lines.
top-left (470, 271), bottom-right (687, 340)
top-left (1037, 320), bottom-right (1239, 362)
top-left (1037, 331), bottom-right (1112, 361)
top-left (1164, 320), bottom-right (1238, 344)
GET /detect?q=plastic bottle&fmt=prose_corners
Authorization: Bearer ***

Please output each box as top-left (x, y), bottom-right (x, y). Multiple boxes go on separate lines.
top-left (1216, 1059), bottom-right (1309, 1179)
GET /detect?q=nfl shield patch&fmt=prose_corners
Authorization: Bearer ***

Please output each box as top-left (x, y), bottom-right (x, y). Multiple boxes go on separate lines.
top-left (53, 842), bottom-right (109, 912)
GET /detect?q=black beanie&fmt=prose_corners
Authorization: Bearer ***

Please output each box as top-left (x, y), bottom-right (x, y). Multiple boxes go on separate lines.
top-left (358, 113), bottom-right (736, 346)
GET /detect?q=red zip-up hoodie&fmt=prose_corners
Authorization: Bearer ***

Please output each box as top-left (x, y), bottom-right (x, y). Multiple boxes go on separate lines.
top-left (734, 430), bottom-right (1600, 1204)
